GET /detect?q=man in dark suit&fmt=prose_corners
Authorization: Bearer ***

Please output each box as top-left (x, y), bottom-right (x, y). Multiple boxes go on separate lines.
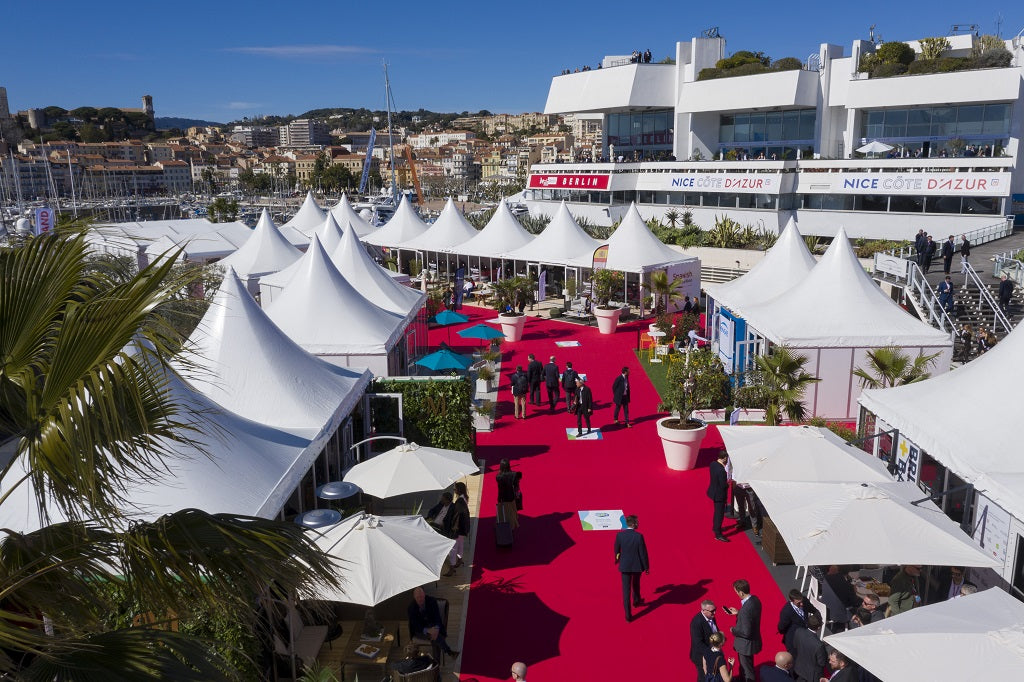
top-left (574, 376), bottom-right (593, 436)
top-left (543, 356), bottom-right (560, 411)
top-left (613, 514), bottom-right (649, 622)
top-left (778, 589), bottom-right (821, 653)
top-left (561, 361), bottom-right (579, 412)
top-left (611, 366), bottom-right (632, 427)
top-left (792, 613), bottom-right (827, 682)
top-left (689, 600), bottom-right (719, 682)
top-left (407, 587), bottom-right (458, 658)
top-left (725, 578), bottom-right (762, 682)
top-left (760, 652), bottom-right (795, 682)
top-left (708, 450), bottom-right (730, 542)
top-left (822, 649), bottom-right (856, 682)
top-left (941, 234), bottom-right (955, 275)
top-left (998, 274), bottom-right (1015, 314)
top-left (526, 353), bottom-right (544, 406)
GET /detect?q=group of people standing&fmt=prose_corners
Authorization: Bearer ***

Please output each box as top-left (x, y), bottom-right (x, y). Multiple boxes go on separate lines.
top-left (917, 230), bottom-right (970, 275)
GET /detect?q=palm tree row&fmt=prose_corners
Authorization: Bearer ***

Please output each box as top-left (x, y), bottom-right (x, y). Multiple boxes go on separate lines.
top-left (0, 234), bottom-right (340, 679)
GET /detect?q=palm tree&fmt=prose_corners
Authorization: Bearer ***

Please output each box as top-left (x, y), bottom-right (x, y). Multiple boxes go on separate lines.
top-left (753, 346), bottom-right (821, 425)
top-left (648, 270), bottom-right (683, 314)
top-left (663, 208), bottom-right (681, 229)
top-left (0, 234), bottom-right (340, 679)
top-left (853, 346), bottom-right (939, 389)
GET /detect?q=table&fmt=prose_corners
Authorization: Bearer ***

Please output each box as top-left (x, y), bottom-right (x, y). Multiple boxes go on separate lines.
top-left (340, 621), bottom-right (398, 681)
top-left (853, 578), bottom-right (890, 605)
top-left (648, 330), bottom-right (667, 362)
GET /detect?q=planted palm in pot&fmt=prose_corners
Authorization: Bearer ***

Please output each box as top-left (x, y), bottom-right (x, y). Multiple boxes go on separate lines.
top-left (656, 348), bottom-right (731, 470)
top-left (492, 276), bottom-right (535, 342)
top-left (591, 268), bottom-right (625, 334)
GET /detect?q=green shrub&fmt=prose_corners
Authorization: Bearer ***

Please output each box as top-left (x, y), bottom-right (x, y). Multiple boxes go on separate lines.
top-left (919, 37), bottom-right (951, 60)
top-left (871, 62), bottom-right (908, 78)
top-left (548, 307), bottom-right (562, 318)
top-left (975, 48), bottom-right (1012, 68)
top-left (734, 383), bottom-right (769, 409)
top-left (369, 377), bottom-right (474, 452)
top-left (875, 41), bottom-right (915, 65)
top-left (938, 57), bottom-right (970, 72)
top-left (772, 57), bottom-right (803, 71)
top-left (907, 59), bottom-right (941, 75)
top-left (717, 50), bottom-right (770, 70)
top-left (658, 347), bottom-right (731, 421)
top-left (697, 67), bottom-right (723, 81)
top-left (972, 34), bottom-right (1006, 57)
top-left (804, 416), bottom-right (858, 442)
top-left (728, 63), bottom-right (770, 77)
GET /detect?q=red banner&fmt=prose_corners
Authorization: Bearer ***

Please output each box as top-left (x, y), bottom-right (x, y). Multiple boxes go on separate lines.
top-left (528, 173), bottom-right (610, 190)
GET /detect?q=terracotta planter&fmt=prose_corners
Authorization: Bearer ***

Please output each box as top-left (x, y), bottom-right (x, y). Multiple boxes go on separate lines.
top-left (594, 306), bottom-right (622, 334)
top-left (499, 313), bottom-right (527, 342)
top-left (656, 417), bottom-right (708, 470)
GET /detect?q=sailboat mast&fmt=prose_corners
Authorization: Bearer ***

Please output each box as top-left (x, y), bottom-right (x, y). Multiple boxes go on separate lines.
top-left (383, 61), bottom-right (398, 206)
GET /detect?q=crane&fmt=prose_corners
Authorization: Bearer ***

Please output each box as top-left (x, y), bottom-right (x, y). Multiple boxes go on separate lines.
top-left (403, 145), bottom-right (423, 204)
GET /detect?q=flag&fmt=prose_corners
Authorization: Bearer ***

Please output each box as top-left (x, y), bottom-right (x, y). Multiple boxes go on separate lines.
top-left (358, 128), bottom-right (377, 194)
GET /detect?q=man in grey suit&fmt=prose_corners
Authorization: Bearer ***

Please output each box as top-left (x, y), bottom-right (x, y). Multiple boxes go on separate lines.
top-left (725, 578), bottom-right (762, 682)
top-left (613, 514), bottom-right (649, 622)
top-left (792, 613), bottom-right (827, 682)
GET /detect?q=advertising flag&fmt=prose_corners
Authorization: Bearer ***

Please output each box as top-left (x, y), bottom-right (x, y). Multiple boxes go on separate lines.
top-left (358, 128), bottom-right (377, 194)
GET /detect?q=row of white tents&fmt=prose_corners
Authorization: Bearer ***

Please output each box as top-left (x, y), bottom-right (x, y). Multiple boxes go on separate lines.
top-left (706, 221), bottom-right (953, 419)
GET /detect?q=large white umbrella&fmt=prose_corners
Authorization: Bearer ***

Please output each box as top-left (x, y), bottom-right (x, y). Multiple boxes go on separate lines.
top-left (750, 480), bottom-right (1000, 567)
top-left (343, 442), bottom-right (477, 498)
top-left (856, 140), bottom-right (893, 155)
top-left (825, 588), bottom-right (1024, 681)
top-left (719, 425), bottom-right (893, 483)
top-left (309, 513), bottom-right (455, 606)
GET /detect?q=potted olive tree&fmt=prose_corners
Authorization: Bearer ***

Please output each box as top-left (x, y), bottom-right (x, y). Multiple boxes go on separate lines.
top-left (492, 276), bottom-right (535, 342)
top-left (591, 268), bottom-right (625, 334)
top-left (656, 347), bottom-right (730, 470)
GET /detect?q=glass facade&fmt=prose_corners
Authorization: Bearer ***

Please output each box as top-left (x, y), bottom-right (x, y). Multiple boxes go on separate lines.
top-left (860, 104), bottom-right (1011, 157)
top-left (719, 109), bottom-right (816, 160)
top-left (798, 194), bottom-right (1002, 215)
top-left (606, 110), bottom-right (674, 159)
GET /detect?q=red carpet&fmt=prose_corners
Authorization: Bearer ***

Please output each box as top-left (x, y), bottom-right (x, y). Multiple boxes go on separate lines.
top-left (429, 306), bottom-right (787, 681)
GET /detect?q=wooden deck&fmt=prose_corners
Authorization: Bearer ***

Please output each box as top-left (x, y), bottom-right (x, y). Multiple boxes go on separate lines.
top-left (311, 465), bottom-right (484, 680)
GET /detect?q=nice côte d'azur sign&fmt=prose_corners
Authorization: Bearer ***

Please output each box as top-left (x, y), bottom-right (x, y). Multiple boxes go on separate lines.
top-left (798, 172), bottom-right (1008, 196)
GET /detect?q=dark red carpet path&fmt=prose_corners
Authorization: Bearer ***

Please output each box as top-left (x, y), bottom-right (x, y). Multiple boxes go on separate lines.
top-left (428, 306), bottom-right (787, 681)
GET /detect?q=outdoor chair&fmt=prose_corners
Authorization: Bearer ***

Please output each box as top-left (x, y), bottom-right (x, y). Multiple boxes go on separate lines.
top-left (392, 662), bottom-right (441, 682)
top-left (411, 596), bottom-right (449, 665)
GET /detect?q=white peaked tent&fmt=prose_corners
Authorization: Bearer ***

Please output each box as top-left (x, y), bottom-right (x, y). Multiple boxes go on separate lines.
top-left (571, 203), bottom-right (691, 273)
top-left (361, 195), bottom-right (428, 247)
top-left (455, 199), bottom-right (534, 259)
top-left (400, 197), bottom-right (479, 253)
top-left (825, 589), bottom-right (1024, 682)
top-left (504, 201), bottom-right (602, 266)
top-left (331, 221), bottom-right (425, 316)
top-left (310, 212), bottom-right (345, 254)
top-left (329, 194), bottom-right (376, 238)
top-left (0, 350), bottom-right (317, 532)
top-left (737, 228), bottom-right (952, 418)
top-left (264, 235), bottom-right (407, 375)
top-left (177, 268), bottom-right (370, 434)
top-left (281, 191), bottom-right (327, 238)
top-left (859, 322), bottom-right (1024, 521)
top-left (217, 209), bottom-right (303, 293)
top-left (706, 218), bottom-right (817, 319)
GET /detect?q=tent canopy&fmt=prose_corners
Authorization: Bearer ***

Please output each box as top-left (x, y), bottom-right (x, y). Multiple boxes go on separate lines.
top-left (263, 235), bottom-right (405, 356)
top-left (825, 588), bottom-right (1024, 681)
top-left (218, 209), bottom-right (302, 280)
top-left (750, 479), bottom-right (1000, 567)
top-left (176, 268), bottom-right (370, 434)
top-left (503, 201), bottom-right (601, 266)
top-left (454, 199), bottom-right (534, 259)
top-left (399, 197), bottom-right (479, 252)
top-left (329, 194), bottom-right (376, 238)
top-left (706, 219), bottom-right (817, 317)
top-left (361, 195), bottom-right (428, 247)
top-left (281, 191), bottom-right (327, 237)
top-left (310, 212), bottom-right (345, 254)
top-left (570, 202), bottom-right (692, 273)
top-left (859, 322), bottom-right (1024, 520)
top-left (739, 227), bottom-right (952, 348)
top-left (331, 220), bottom-right (425, 316)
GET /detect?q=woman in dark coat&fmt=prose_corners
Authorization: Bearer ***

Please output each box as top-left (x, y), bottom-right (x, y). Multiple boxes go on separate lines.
top-left (495, 459), bottom-right (523, 530)
top-left (442, 482), bottom-right (470, 576)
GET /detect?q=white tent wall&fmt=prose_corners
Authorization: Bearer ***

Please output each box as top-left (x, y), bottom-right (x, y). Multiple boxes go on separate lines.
top-left (797, 345), bottom-right (953, 420)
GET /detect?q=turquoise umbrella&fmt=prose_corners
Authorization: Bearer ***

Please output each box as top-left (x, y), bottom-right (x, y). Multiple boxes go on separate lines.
top-left (414, 348), bottom-right (473, 371)
top-left (457, 323), bottom-right (505, 341)
top-left (432, 310), bottom-right (470, 326)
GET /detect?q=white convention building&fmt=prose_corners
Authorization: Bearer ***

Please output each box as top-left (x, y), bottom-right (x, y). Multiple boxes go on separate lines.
top-left (528, 30), bottom-right (1024, 239)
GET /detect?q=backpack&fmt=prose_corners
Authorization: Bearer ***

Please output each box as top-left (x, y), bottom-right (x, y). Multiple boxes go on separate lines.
top-left (513, 373), bottom-right (529, 395)
top-left (561, 369), bottom-right (578, 391)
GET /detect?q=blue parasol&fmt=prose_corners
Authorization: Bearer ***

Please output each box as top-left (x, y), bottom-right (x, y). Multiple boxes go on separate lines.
top-left (414, 348), bottom-right (473, 371)
top-left (457, 323), bottom-right (505, 341)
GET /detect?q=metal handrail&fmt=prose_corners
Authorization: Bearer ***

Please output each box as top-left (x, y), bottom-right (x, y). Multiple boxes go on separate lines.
top-left (903, 260), bottom-right (957, 339)
top-left (888, 218), bottom-right (1015, 260)
top-left (962, 261), bottom-right (1012, 334)
top-left (994, 257), bottom-right (1024, 286)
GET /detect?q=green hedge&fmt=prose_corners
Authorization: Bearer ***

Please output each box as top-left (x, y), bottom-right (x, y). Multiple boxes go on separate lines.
top-left (369, 377), bottom-right (474, 452)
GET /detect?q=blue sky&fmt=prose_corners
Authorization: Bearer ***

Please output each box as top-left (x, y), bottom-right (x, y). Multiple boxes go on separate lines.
top-left (2, 1), bottom-right (1020, 124)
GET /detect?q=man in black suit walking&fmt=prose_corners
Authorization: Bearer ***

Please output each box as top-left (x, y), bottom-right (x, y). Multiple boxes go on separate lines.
top-left (689, 599), bottom-right (719, 682)
top-left (941, 234), bottom-right (955, 275)
top-left (611, 366), bottom-right (632, 427)
top-left (613, 514), bottom-right (649, 622)
top-left (526, 353), bottom-right (544, 406)
top-left (708, 450), bottom-right (730, 542)
top-left (724, 578), bottom-right (762, 682)
top-left (543, 356), bottom-right (560, 411)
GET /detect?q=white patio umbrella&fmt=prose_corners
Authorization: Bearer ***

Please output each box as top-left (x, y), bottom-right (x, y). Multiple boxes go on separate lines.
top-left (343, 442), bottom-right (478, 498)
top-left (750, 480), bottom-right (1000, 567)
top-left (856, 140), bottom-right (893, 155)
top-left (825, 588), bottom-right (1024, 681)
top-left (308, 513), bottom-right (455, 606)
top-left (719, 425), bottom-right (893, 483)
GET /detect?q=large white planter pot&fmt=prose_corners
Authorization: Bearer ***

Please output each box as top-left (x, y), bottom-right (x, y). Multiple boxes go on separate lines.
top-left (499, 314), bottom-right (527, 342)
top-left (656, 417), bottom-right (708, 471)
top-left (475, 378), bottom-right (491, 394)
top-left (594, 306), bottom-right (622, 334)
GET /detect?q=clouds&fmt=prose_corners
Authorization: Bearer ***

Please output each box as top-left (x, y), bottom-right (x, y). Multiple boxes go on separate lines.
top-left (225, 44), bottom-right (377, 60)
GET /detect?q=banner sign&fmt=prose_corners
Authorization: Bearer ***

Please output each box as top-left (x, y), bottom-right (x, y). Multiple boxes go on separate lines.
top-left (894, 437), bottom-right (921, 484)
top-left (972, 492), bottom-right (1011, 567)
top-left (591, 244), bottom-right (609, 271)
top-left (528, 173), bottom-right (610, 190)
top-left (578, 510), bottom-right (626, 531)
top-left (717, 315), bottom-right (735, 373)
top-left (34, 207), bottom-right (55, 236)
top-left (874, 253), bottom-right (910, 279)
top-left (661, 173), bottom-right (779, 193)
top-left (795, 172), bottom-right (1009, 196)
top-left (358, 128), bottom-right (377, 194)
top-left (538, 269), bottom-right (547, 304)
